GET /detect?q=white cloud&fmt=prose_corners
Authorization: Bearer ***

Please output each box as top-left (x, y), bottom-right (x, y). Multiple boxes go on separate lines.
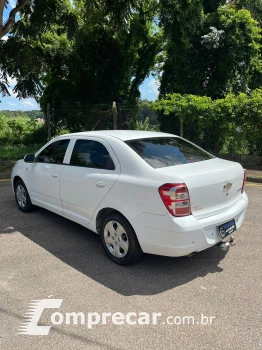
top-left (21, 99), bottom-right (39, 110)
top-left (1, 36), bottom-right (8, 41)
top-left (139, 75), bottom-right (160, 101)
top-left (22, 100), bottom-right (35, 107)
top-left (8, 102), bottom-right (17, 106)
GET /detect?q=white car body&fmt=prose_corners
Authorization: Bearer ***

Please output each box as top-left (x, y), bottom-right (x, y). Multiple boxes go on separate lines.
top-left (11, 130), bottom-right (248, 257)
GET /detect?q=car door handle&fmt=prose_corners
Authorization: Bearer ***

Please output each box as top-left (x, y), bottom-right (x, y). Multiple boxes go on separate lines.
top-left (96, 181), bottom-right (106, 187)
top-left (51, 172), bottom-right (59, 178)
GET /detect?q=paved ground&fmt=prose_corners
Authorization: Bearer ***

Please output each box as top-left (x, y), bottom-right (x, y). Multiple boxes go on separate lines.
top-left (0, 182), bottom-right (261, 350)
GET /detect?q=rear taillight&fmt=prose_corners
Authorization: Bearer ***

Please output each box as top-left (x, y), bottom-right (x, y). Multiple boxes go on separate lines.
top-left (241, 170), bottom-right (246, 194)
top-left (159, 183), bottom-right (191, 217)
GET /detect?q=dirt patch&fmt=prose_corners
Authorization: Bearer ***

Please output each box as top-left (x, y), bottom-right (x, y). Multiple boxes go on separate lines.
top-left (246, 169), bottom-right (262, 179)
top-left (0, 160), bottom-right (16, 173)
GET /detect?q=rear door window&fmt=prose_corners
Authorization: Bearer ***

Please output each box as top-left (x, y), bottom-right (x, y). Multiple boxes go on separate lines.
top-left (125, 137), bottom-right (214, 168)
top-left (70, 139), bottom-right (115, 170)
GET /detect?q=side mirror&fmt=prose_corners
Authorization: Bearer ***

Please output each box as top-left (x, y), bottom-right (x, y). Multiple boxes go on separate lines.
top-left (24, 153), bottom-right (35, 163)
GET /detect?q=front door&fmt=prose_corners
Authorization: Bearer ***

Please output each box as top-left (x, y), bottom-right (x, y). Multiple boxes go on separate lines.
top-left (28, 138), bottom-right (70, 215)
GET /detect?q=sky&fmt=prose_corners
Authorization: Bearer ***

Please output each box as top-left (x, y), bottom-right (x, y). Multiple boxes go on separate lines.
top-left (0, 2), bottom-right (159, 111)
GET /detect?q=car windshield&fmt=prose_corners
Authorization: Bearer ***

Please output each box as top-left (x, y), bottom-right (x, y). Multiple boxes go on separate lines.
top-left (125, 137), bottom-right (214, 169)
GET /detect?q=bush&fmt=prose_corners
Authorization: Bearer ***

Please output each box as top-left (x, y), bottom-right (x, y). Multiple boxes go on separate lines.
top-left (152, 90), bottom-right (262, 155)
top-left (0, 114), bottom-right (47, 146)
top-left (134, 117), bottom-right (159, 131)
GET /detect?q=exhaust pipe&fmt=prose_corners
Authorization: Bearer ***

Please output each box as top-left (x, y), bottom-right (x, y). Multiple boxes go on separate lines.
top-left (220, 242), bottom-right (230, 252)
top-left (220, 236), bottom-right (235, 251)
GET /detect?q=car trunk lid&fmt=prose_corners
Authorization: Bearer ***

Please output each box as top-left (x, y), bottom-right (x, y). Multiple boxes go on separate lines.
top-left (155, 158), bottom-right (244, 219)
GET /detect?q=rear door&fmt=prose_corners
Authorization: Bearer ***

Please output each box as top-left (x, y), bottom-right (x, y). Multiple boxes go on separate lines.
top-left (60, 137), bottom-right (120, 227)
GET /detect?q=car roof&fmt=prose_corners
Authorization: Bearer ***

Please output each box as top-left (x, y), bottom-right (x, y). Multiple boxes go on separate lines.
top-left (61, 130), bottom-right (177, 141)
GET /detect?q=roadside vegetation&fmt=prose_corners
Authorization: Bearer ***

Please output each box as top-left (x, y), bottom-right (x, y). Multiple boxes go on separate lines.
top-left (151, 90), bottom-right (262, 155)
top-left (0, 114), bottom-right (46, 171)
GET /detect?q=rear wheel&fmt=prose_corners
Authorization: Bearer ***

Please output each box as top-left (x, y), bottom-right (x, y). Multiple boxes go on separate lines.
top-left (15, 179), bottom-right (35, 212)
top-left (101, 212), bottom-right (143, 265)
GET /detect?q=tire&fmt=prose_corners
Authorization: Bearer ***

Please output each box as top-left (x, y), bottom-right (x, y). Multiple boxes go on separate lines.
top-left (15, 179), bottom-right (35, 213)
top-left (101, 212), bottom-right (143, 265)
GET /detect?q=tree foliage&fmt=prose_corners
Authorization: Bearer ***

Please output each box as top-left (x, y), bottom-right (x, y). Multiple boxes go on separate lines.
top-left (0, 0), bottom-right (161, 111)
top-left (1, 0), bottom-right (262, 157)
top-left (0, 109), bottom-right (44, 118)
top-left (1, 0), bottom-right (262, 104)
top-left (0, 113), bottom-right (46, 145)
top-left (152, 90), bottom-right (262, 155)
top-left (158, 1), bottom-right (262, 98)
top-left (135, 116), bottom-right (158, 131)
top-left (137, 99), bottom-right (159, 125)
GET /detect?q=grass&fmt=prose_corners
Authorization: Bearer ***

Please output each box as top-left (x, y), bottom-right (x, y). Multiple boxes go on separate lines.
top-left (0, 144), bottom-right (41, 161)
top-left (0, 144), bottom-right (42, 173)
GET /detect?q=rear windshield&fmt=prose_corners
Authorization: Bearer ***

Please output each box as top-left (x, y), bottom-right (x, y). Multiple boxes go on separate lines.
top-left (125, 137), bottom-right (214, 168)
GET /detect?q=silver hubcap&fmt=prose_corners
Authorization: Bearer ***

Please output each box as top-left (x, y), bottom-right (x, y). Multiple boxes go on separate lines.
top-left (16, 185), bottom-right (26, 208)
top-left (104, 221), bottom-right (129, 258)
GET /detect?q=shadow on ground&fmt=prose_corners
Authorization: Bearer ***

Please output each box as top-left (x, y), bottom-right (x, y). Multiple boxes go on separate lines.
top-left (1, 200), bottom-right (227, 296)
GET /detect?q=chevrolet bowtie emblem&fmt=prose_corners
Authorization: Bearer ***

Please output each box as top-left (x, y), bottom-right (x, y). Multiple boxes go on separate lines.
top-left (224, 183), bottom-right (232, 191)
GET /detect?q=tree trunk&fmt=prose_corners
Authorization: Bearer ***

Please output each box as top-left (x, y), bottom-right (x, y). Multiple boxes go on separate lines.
top-left (0, 0), bottom-right (30, 39)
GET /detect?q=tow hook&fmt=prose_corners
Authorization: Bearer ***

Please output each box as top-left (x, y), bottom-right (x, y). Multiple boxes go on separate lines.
top-left (220, 236), bottom-right (236, 252)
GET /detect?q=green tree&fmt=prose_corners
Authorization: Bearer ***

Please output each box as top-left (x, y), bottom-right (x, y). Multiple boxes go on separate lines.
top-left (158, 1), bottom-right (262, 99)
top-left (159, 0), bottom-right (205, 96)
top-left (137, 100), bottom-right (159, 125)
top-left (0, 0), bottom-right (161, 132)
top-left (152, 90), bottom-right (262, 155)
top-left (231, 0), bottom-right (262, 25)
top-left (0, 0), bottom-right (76, 97)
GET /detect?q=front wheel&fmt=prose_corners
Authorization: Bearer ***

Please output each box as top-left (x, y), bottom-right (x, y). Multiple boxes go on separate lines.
top-left (15, 179), bottom-right (35, 212)
top-left (101, 212), bottom-right (143, 265)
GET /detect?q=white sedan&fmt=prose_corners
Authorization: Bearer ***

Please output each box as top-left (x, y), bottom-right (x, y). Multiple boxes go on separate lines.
top-left (11, 130), bottom-right (248, 265)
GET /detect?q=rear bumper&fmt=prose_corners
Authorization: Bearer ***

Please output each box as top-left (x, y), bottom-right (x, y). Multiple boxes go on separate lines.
top-left (131, 192), bottom-right (248, 257)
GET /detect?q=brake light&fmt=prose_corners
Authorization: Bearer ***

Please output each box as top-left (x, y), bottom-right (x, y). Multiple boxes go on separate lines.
top-left (241, 170), bottom-right (246, 194)
top-left (159, 183), bottom-right (191, 217)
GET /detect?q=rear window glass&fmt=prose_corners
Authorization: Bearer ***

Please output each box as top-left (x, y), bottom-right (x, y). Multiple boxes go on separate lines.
top-left (125, 137), bottom-right (214, 168)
